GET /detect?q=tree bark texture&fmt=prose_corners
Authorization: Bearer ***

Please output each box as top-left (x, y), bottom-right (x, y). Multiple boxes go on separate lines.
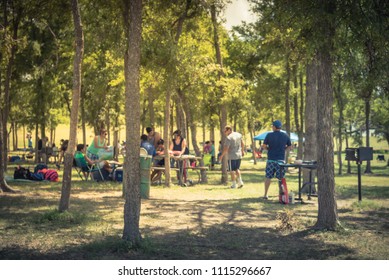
top-left (59, 0), bottom-right (84, 212)
top-left (315, 0), bottom-right (339, 229)
top-left (122, 0), bottom-right (142, 244)
top-left (334, 75), bottom-right (344, 175)
top-left (210, 4), bottom-right (228, 184)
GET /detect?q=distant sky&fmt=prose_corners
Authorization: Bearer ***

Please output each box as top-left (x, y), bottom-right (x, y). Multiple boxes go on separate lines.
top-left (224, 0), bottom-right (256, 30)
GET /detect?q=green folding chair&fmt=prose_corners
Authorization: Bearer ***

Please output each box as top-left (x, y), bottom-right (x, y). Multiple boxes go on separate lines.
top-left (74, 156), bottom-right (104, 181)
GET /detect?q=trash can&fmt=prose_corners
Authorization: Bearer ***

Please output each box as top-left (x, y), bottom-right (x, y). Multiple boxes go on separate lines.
top-left (140, 154), bottom-right (153, 199)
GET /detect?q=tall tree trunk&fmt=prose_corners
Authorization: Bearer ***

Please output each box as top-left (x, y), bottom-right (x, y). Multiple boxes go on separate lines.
top-left (364, 97), bottom-right (372, 173)
top-left (81, 89), bottom-right (86, 145)
top-left (181, 90), bottom-right (207, 183)
top-left (122, 0), bottom-right (142, 244)
top-left (346, 124), bottom-right (351, 173)
top-left (58, 0), bottom-right (84, 212)
top-left (285, 56), bottom-right (291, 162)
top-left (314, 0), bottom-right (339, 230)
top-left (147, 86), bottom-right (155, 126)
top-left (303, 60), bottom-right (318, 183)
top-left (211, 4), bottom-right (228, 184)
top-left (2, 2), bottom-right (21, 170)
top-left (334, 75), bottom-right (344, 175)
top-left (297, 70), bottom-right (304, 159)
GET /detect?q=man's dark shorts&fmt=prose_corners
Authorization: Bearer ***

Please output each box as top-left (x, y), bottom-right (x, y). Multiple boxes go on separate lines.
top-left (228, 159), bottom-right (241, 171)
top-left (265, 160), bottom-right (285, 179)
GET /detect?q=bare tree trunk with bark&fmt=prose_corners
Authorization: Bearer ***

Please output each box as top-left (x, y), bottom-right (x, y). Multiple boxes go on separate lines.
top-left (122, 0), bottom-right (143, 245)
top-left (58, 0), bottom-right (84, 212)
top-left (314, 0), bottom-right (339, 230)
top-left (303, 59), bottom-right (318, 183)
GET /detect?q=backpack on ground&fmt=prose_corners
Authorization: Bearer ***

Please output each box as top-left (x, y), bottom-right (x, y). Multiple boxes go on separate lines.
top-left (34, 163), bottom-right (48, 173)
top-left (14, 166), bottom-right (31, 180)
top-left (279, 178), bottom-right (289, 204)
top-left (38, 168), bottom-right (59, 182)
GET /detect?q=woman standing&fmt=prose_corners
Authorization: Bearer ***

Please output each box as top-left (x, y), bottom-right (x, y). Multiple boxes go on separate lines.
top-left (87, 128), bottom-right (109, 160)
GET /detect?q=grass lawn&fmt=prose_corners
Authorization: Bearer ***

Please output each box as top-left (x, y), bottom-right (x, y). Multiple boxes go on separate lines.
top-left (0, 156), bottom-right (388, 260)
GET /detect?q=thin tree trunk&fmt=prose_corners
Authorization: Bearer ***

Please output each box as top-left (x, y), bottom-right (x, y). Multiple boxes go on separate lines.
top-left (58, 0), bottom-right (84, 212)
top-left (211, 4), bottom-right (228, 184)
top-left (364, 97), bottom-right (372, 173)
top-left (285, 56), bottom-right (291, 162)
top-left (334, 75), bottom-right (344, 175)
top-left (148, 86), bottom-right (155, 126)
top-left (303, 60), bottom-right (318, 182)
top-left (297, 71), bottom-right (304, 159)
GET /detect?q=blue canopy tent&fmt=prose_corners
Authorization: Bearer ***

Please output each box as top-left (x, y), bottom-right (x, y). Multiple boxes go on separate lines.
top-left (254, 130), bottom-right (299, 142)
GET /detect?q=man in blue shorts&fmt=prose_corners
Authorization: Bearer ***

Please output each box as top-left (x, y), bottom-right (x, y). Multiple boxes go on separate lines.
top-left (261, 120), bottom-right (292, 199)
top-left (220, 125), bottom-right (245, 189)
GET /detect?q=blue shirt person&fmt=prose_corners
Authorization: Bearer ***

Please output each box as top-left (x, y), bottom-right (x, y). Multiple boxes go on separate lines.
top-left (140, 134), bottom-right (156, 156)
top-left (261, 120), bottom-right (292, 199)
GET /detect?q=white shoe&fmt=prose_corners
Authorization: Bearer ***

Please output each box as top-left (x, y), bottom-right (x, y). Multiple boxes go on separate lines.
top-left (237, 181), bottom-right (244, 188)
top-left (230, 184), bottom-right (236, 189)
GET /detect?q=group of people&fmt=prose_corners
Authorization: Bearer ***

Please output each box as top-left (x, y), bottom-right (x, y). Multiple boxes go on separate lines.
top-left (220, 120), bottom-right (292, 199)
top-left (74, 128), bottom-right (121, 180)
top-left (141, 120), bottom-right (292, 197)
top-left (140, 127), bottom-right (190, 184)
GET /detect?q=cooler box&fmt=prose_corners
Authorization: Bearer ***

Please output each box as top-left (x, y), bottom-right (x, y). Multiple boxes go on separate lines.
top-left (114, 167), bottom-right (123, 182)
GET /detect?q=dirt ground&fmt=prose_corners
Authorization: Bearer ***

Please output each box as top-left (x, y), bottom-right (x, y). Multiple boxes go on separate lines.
top-left (1, 170), bottom-right (388, 260)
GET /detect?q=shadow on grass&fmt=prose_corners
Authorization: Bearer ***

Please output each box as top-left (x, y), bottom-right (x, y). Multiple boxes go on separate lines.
top-left (337, 186), bottom-right (389, 200)
top-left (1, 180), bottom-right (387, 260)
top-left (0, 224), bottom-right (356, 260)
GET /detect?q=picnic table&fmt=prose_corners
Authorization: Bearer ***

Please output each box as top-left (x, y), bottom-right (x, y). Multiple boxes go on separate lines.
top-left (152, 155), bottom-right (207, 186)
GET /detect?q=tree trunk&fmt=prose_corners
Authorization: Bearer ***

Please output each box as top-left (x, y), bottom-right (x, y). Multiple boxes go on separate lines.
top-left (297, 71), bottom-right (304, 159)
top-left (2, 2), bottom-right (21, 170)
top-left (285, 56), bottom-right (291, 162)
top-left (364, 97), bottom-right (372, 173)
top-left (334, 75), bottom-right (344, 175)
top-left (210, 4), bottom-right (228, 184)
top-left (346, 124), bottom-right (351, 173)
top-left (314, 0), bottom-right (339, 230)
top-left (147, 86), bottom-right (155, 126)
top-left (122, 0), bottom-right (142, 245)
top-left (303, 60), bottom-right (318, 182)
top-left (58, 0), bottom-right (84, 212)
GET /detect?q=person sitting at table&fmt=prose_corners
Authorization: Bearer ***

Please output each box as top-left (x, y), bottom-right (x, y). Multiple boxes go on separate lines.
top-left (169, 129), bottom-right (189, 184)
top-left (151, 139), bottom-right (165, 184)
top-left (140, 134), bottom-right (156, 156)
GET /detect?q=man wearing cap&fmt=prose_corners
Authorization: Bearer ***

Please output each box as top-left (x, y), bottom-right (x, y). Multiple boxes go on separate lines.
top-left (220, 125), bottom-right (245, 189)
top-left (261, 120), bottom-right (292, 199)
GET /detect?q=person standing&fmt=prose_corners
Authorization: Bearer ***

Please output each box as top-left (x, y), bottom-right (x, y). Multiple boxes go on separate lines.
top-left (261, 120), bottom-right (292, 199)
top-left (210, 140), bottom-right (216, 169)
top-left (219, 125), bottom-right (245, 189)
top-left (87, 128), bottom-right (109, 161)
top-left (27, 133), bottom-right (33, 151)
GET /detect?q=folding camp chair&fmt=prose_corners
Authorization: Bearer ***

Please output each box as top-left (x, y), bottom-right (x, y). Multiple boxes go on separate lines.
top-left (74, 156), bottom-right (104, 181)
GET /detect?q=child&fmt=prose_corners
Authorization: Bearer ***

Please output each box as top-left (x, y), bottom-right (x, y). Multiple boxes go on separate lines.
top-left (74, 144), bottom-right (97, 180)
